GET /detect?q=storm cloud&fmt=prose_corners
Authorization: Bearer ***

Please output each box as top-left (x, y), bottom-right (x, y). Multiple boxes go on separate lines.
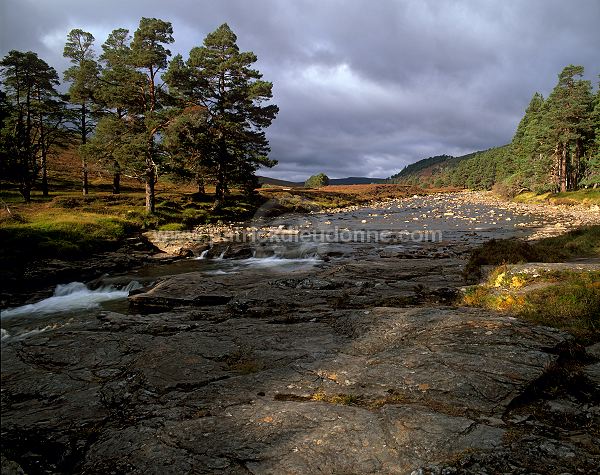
top-left (1, 0), bottom-right (598, 181)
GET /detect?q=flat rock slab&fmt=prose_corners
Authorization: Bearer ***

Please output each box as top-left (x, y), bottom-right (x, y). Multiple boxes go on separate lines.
top-left (129, 273), bottom-right (235, 309)
top-left (1, 306), bottom-right (569, 473)
top-left (504, 261), bottom-right (600, 274)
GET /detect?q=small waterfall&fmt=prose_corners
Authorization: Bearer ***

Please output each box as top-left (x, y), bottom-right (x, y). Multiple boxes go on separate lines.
top-left (197, 249), bottom-right (210, 259)
top-left (1, 281), bottom-right (142, 319)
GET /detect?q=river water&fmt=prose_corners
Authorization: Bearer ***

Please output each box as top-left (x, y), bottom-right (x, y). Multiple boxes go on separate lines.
top-left (0, 194), bottom-right (550, 342)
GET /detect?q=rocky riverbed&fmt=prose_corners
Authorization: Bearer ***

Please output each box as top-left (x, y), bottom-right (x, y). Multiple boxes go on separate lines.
top-left (1, 192), bottom-right (599, 474)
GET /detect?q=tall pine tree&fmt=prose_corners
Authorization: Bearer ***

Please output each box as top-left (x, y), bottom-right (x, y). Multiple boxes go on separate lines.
top-left (0, 51), bottom-right (63, 201)
top-left (63, 29), bottom-right (99, 195)
top-left (82, 19), bottom-right (174, 210)
top-left (130, 18), bottom-right (174, 212)
top-left (89, 28), bottom-right (145, 194)
top-left (545, 65), bottom-right (594, 192)
top-left (165, 23), bottom-right (278, 208)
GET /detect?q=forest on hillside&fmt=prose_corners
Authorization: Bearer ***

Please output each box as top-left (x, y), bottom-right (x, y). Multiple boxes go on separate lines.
top-left (0, 18), bottom-right (278, 212)
top-left (390, 65), bottom-right (600, 196)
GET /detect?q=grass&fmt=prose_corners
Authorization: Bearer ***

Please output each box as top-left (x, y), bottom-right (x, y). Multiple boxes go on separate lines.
top-left (462, 227), bottom-right (600, 342)
top-left (514, 189), bottom-right (600, 206)
top-left (462, 269), bottom-right (600, 343)
top-left (461, 271), bottom-right (600, 344)
top-left (0, 211), bottom-right (136, 266)
top-left (463, 225), bottom-right (600, 282)
top-left (310, 390), bottom-right (362, 406)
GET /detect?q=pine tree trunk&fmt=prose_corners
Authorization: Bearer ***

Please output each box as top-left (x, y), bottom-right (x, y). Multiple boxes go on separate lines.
top-left (41, 154), bottom-right (48, 197)
top-left (196, 173), bottom-right (205, 195)
top-left (213, 142), bottom-right (227, 209)
top-left (112, 160), bottom-right (121, 194)
top-left (145, 139), bottom-right (156, 212)
top-left (560, 144), bottom-right (568, 192)
top-left (213, 182), bottom-right (224, 210)
top-left (21, 184), bottom-right (31, 203)
top-left (571, 140), bottom-right (581, 191)
top-left (82, 158), bottom-right (89, 195)
top-left (112, 171), bottom-right (121, 195)
top-left (145, 179), bottom-right (155, 213)
top-left (552, 146), bottom-right (560, 193)
top-left (145, 166), bottom-right (155, 213)
top-left (81, 104), bottom-right (89, 195)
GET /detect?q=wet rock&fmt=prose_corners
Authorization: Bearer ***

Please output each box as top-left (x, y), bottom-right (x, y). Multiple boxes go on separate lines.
top-left (143, 230), bottom-right (208, 255)
top-left (3, 190), bottom-right (600, 473)
top-left (316, 243), bottom-right (351, 257)
top-left (0, 455), bottom-right (24, 475)
top-left (128, 275), bottom-right (234, 311)
top-left (583, 363), bottom-right (600, 390)
top-left (2, 300), bottom-right (571, 473)
top-left (586, 342), bottom-right (600, 359)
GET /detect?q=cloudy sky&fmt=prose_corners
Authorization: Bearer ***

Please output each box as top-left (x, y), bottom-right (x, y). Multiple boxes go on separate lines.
top-left (1, 0), bottom-right (598, 181)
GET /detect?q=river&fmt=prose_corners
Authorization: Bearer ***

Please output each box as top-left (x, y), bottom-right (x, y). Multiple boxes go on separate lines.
top-left (1, 192), bottom-right (551, 342)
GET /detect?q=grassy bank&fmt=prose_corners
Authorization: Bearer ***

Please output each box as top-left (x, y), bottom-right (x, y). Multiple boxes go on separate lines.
top-left (463, 268), bottom-right (600, 343)
top-left (1, 179), bottom-right (425, 270)
top-left (513, 189), bottom-right (600, 206)
top-left (463, 226), bottom-right (600, 282)
top-left (462, 227), bottom-right (600, 343)
top-left (0, 190), bottom-right (264, 268)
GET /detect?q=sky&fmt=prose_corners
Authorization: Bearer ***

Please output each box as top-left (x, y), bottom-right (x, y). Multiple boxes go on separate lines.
top-left (1, 0), bottom-right (599, 181)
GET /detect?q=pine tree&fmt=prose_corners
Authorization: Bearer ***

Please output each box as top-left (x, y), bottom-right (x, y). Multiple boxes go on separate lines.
top-left (82, 19), bottom-right (174, 209)
top-left (1, 51), bottom-right (63, 201)
top-left (130, 18), bottom-right (174, 212)
top-left (544, 65), bottom-right (594, 191)
top-left (63, 29), bottom-right (99, 195)
top-left (165, 23), bottom-right (278, 208)
top-left (510, 92), bottom-right (552, 192)
top-left (581, 84), bottom-right (600, 187)
top-left (89, 28), bottom-right (145, 194)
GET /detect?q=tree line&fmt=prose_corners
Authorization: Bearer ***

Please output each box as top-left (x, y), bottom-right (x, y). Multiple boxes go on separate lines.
top-left (390, 65), bottom-right (599, 194)
top-left (0, 19), bottom-right (278, 211)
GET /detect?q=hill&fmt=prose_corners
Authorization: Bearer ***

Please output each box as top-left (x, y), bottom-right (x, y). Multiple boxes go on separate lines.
top-left (329, 177), bottom-right (386, 185)
top-left (388, 65), bottom-right (599, 196)
top-left (257, 176), bottom-right (301, 187)
top-left (388, 149), bottom-right (497, 188)
top-left (258, 176), bottom-right (387, 187)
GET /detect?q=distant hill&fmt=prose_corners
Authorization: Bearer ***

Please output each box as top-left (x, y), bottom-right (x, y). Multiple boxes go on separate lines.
top-left (329, 177), bottom-right (386, 185)
top-left (387, 148), bottom-right (504, 189)
top-left (258, 176), bottom-right (386, 187)
top-left (257, 176), bottom-right (302, 187)
top-left (388, 65), bottom-right (600, 195)
top-left (389, 155), bottom-right (459, 181)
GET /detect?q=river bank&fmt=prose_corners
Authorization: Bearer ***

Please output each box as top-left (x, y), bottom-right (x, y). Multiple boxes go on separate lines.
top-left (1, 191), bottom-right (599, 474)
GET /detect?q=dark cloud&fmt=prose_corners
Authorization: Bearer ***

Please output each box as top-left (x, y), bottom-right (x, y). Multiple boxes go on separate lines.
top-left (1, 0), bottom-right (598, 181)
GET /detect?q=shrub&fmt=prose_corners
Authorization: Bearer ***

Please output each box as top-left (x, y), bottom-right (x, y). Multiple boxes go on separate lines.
top-left (304, 173), bottom-right (330, 189)
top-left (159, 222), bottom-right (187, 231)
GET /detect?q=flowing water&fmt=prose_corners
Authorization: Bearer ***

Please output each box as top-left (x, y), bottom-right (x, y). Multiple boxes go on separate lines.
top-left (0, 195), bottom-right (551, 342)
top-left (0, 255), bottom-right (323, 342)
